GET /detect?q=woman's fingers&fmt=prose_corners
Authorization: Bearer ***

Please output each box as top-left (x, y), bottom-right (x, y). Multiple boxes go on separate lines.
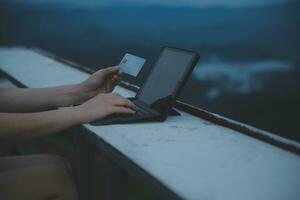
top-left (112, 74), bottom-right (119, 81)
top-left (110, 107), bottom-right (136, 115)
top-left (112, 92), bottom-right (121, 96)
top-left (110, 95), bottom-right (138, 110)
top-left (98, 66), bottom-right (119, 77)
top-left (115, 99), bottom-right (138, 110)
top-left (77, 92), bottom-right (138, 123)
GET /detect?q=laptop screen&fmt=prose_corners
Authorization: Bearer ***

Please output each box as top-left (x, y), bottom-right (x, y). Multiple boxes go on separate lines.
top-left (137, 47), bottom-right (198, 114)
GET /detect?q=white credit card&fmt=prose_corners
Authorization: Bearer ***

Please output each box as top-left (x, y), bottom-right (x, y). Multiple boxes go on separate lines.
top-left (119, 53), bottom-right (146, 77)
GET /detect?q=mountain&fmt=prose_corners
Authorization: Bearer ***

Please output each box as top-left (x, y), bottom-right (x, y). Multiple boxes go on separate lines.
top-left (1, 1), bottom-right (299, 65)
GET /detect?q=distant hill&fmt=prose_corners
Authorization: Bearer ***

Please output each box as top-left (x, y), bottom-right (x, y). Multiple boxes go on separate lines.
top-left (0, 1), bottom-right (299, 66)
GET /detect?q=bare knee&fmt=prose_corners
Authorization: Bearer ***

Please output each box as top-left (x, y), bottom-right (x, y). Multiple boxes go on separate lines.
top-left (0, 154), bottom-right (72, 172)
top-left (0, 163), bottom-right (78, 200)
top-left (40, 154), bottom-right (72, 172)
top-left (45, 164), bottom-right (78, 200)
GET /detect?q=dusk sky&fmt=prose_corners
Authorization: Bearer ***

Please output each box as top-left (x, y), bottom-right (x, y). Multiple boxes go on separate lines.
top-left (17, 0), bottom-right (288, 7)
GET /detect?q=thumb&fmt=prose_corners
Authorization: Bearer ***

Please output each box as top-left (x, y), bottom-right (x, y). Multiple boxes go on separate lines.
top-left (96, 66), bottom-right (120, 78)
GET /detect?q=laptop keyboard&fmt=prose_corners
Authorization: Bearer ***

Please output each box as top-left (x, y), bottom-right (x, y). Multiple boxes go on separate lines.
top-left (133, 103), bottom-right (152, 116)
top-left (104, 102), bottom-right (152, 119)
top-left (136, 106), bottom-right (149, 116)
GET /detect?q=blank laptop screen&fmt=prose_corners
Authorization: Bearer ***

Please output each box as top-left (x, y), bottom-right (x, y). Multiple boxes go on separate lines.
top-left (137, 47), bottom-right (197, 113)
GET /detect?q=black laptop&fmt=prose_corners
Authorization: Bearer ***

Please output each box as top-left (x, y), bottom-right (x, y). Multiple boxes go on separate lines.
top-left (90, 47), bottom-right (199, 125)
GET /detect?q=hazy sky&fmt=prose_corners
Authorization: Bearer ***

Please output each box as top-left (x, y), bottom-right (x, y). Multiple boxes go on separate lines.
top-left (23, 0), bottom-right (288, 7)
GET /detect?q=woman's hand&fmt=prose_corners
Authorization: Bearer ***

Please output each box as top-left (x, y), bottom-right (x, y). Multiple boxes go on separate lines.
top-left (0, 92), bottom-right (137, 145)
top-left (80, 66), bottom-right (121, 95)
top-left (0, 66), bottom-right (123, 113)
top-left (63, 66), bottom-right (121, 107)
top-left (75, 93), bottom-right (137, 123)
top-left (62, 66), bottom-right (122, 107)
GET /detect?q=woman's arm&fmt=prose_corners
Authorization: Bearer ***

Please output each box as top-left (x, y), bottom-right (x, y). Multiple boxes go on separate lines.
top-left (0, 107), bottom-right (80, 145)
top-left (0, 93), bottom-right (137, 146)
top-left (0, 66), bottom-right (121, 113)
top-left (0, 85), bottom-right (93, 113)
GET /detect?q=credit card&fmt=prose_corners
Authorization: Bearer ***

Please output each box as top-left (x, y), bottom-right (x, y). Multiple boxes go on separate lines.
top-left (119, 53), bottom-right (146, 77)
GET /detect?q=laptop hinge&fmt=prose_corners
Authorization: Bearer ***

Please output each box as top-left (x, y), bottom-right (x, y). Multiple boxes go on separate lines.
top-left (132, 98), bottom-right (181, 116)
top-left (169, 108), bottom-right (181, 116)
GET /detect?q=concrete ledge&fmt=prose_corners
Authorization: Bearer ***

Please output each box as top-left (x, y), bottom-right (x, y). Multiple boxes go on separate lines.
top-left (1, 47), bottom-right (300, 200)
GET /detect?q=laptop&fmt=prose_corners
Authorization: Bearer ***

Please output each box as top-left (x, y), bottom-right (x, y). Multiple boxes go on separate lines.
top-left (90, 47), bottom-right (199, 125)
